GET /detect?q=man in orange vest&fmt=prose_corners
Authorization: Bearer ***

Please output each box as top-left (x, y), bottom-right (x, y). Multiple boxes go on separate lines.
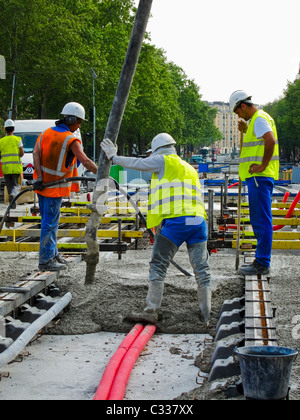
top-left (33, 102), bottom-right (98, 272)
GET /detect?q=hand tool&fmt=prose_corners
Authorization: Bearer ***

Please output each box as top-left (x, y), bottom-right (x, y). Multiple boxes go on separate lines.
top-left (235, 131), bottom-right (244, 270)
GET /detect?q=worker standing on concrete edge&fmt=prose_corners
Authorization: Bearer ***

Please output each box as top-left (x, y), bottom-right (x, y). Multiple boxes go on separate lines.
top-left (0, 119), bottom-right (24, 209)
top-left (229, 90), bottom-right (279, 275)
top-left (33, 102), bottom-right (98, 272)
top-left (101, 134), bottom-right (211, 325)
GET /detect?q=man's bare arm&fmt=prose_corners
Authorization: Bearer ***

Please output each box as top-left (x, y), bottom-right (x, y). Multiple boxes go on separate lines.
top-left (70, 140), bottom-right (98, 174)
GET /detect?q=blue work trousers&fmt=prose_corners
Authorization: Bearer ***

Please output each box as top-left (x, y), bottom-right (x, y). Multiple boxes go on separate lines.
top-left (38, 195), bottom-right (62, 264)
top-left (247, 177), bottom-right (274, 267)
top-left (160, 216), bottom-right (208, 247)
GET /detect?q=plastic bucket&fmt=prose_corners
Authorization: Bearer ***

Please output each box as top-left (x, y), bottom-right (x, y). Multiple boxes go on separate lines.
top-left (234, 346), bottom-right (298, 400)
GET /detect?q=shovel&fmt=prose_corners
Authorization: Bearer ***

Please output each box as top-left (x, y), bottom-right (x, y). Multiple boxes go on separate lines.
top-left (235, 131), bottom-right (244, 271)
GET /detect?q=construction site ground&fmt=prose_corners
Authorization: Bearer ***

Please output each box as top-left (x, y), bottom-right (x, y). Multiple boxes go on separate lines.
top-left (0, 195), bottom-right (300, 400)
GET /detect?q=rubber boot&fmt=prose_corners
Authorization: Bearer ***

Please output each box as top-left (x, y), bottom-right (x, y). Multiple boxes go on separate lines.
top-left (146, 234), bottom-right (178, 311)
top-left (127, 234), bottom-right (178, 325)
top-left (145, 280), bottom-right (165, 316)
top-left (197, 286), bottom-right (211, 323)
top-left (187, 242), bottom-right (211, 323)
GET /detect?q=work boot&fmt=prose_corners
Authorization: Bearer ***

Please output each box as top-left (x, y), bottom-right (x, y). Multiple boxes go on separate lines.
top-left (145, 280), bottom-right (164, 313)
top-left (126, 310), bottom-right (158, 325)
top-left (54, 254), bottom-right (69, 265)
top-left (187, 242), bottom-right (211, 323)
top-left (198, 287), bottom-right (211, 324)
top-left (239, 260), bottom-right (270, 276)
top-left (146, 234), bottom-right (178, 313)
top-left (39, 258), bottom-right (67, 272)
top-left (149, 234), bottom-right (178, 284)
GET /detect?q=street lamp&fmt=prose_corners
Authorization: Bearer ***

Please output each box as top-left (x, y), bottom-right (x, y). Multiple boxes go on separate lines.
top-left (91, 68), bottom-right (97, 162)
top-left (8, 71), bottom-right (16, 119)
top-left (0, 55), bottom-right (6, 79)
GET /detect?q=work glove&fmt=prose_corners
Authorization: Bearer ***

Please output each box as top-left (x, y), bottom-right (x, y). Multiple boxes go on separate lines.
top-left (101, 138), bottom-right (118, 160)
top-left (33, 176), bottom-right (44, 191)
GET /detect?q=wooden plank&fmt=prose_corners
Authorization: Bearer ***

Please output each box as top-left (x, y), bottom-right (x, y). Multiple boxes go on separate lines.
top-left (0, 272), bottom-right (58, 317)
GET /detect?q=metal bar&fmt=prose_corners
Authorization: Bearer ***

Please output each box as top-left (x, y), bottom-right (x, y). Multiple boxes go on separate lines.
top-left (1, 228), bottom-right (143, 239)
top-left (0, 287), bottom-right (31, 294)
top-left (232, 240), bottom-right (300, 250)
top-left (1, 215), bottom-right (137, 225)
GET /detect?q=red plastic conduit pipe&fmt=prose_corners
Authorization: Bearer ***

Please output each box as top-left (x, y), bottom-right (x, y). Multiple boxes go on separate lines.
top-left (93, 324), bottom-right (144, 400)
top-left (224, 191), bottom-right (292, 231)
top-left (228, 182), bottom-right (239, 189)
top-left (273, 190), bottom-right (300, 231)
top-left (108, 324), bottom-right (156, 400)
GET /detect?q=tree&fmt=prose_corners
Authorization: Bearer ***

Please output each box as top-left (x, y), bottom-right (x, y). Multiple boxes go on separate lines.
top-left (0, 0), bottom-right (135, 120)
top-left (0, 0), bottom-right (221, 161)
top-left (265, 79), bottom-right (300, 162)
top-left (168, 63), bottom-right (222, 155)
top-left (118, 44), bottom-right (181, 155)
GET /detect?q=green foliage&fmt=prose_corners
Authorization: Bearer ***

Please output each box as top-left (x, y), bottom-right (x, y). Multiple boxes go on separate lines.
top-left (265, 79), bottom-right (300, 162)
top-left (0, 0), bottom-right (219, 159)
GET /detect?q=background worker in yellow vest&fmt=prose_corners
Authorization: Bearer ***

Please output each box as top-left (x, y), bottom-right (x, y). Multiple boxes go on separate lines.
top-left (0, 119), bottom-right (24, 209)
top-left (229, 90), bottom-right (279, 276)
top-left (33, 102), bottom-right (98, 272)
top-left (101, 134), bottom-right (211, 325)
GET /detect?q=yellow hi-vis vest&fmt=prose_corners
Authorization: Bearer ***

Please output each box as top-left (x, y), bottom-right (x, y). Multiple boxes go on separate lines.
top-left (147, 154), bottom-right (206, 229)
top-left (0, 135), bottom-right (23, 175)
top-left (239, 110), bottom-right (279, 182)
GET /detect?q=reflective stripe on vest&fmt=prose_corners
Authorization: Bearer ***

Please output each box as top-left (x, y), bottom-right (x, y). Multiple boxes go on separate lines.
top-left (34, 128), bottom-right (80, 197)
top-left (147, 155), bottom-right (206, 229)
top-left (0, 135), bottom-right (23, 175)
top-left (39, 133), bottom-right (75, 177)
top-left (239, 110), bottom-right (279, 181)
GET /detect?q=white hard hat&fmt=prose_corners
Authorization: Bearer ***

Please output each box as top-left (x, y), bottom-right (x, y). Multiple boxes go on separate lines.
top-left (61, 102), bottom-right (86, 120)
top-left (4, 119), bottom-right (15, 128)
top-left (229, 90), bottom-right (253, 112)
top-left (151, 133), bottom-right (176, 153)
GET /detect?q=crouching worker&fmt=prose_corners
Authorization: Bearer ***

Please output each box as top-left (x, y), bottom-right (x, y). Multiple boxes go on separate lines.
top-left (101, 134), bottom-right (211, 325)
top-left (33, 102), bottom-right (98, 272)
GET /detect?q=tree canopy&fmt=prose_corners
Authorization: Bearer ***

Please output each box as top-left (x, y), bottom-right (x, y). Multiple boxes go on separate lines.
top-left (0, 0), bottom-right (221, 158)
top-left (265, 78), bottom-right (300, 162)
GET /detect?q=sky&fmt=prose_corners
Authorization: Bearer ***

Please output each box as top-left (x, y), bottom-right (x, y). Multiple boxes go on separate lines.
top-left (134, 0), bottom-right (300, 106)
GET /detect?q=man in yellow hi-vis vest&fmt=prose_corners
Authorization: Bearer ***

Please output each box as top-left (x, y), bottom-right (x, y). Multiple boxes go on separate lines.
top-left (0, 119), bottom-right (24, 209)
top-left (101, 134), bottom-right (211, 325)
top-left (229, 91), bottom-right (279, 276)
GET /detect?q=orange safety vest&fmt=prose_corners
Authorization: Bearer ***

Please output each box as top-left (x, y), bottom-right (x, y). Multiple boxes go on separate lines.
top-left (33, 127), bottom-right (80, 197)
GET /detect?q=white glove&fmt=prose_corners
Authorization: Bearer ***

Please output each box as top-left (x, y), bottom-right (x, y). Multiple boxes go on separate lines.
top-left (101, 138), bottom-right (118, 160)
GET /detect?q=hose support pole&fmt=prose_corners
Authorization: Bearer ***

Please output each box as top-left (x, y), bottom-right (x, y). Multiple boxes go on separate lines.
top-left (84, 0), bottom-right (153, 285)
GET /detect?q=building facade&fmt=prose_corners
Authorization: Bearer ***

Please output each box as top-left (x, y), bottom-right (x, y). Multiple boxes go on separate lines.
top-left (207, 101), bottom-right (240, 156)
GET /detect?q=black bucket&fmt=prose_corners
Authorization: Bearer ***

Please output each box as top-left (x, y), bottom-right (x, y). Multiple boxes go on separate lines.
top-left (234, 346), bottom-right (298, 400)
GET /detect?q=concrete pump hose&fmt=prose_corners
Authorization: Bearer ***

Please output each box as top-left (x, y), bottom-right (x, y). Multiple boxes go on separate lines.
top-left (0, 177), bottom-right (96, 233)
top-left (0, 292), bottom-right (72, 369)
